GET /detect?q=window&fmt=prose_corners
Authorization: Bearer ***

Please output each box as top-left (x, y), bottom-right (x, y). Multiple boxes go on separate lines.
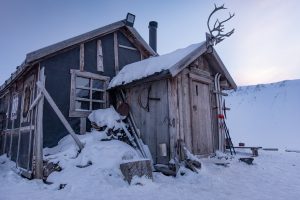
top-left (22, 86), bottom-right (31, 118)
top-left (10, 94), bottom-right (19, 120)
top-left (69, 70), bottom-right (110, 117)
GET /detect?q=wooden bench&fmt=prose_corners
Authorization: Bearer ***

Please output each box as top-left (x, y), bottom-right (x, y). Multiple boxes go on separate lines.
top-left (234, 147), bottom-right (262, 156)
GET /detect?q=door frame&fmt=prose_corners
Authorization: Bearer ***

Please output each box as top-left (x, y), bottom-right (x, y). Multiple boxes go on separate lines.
top-left (188, 72), bottom-right (214, 155)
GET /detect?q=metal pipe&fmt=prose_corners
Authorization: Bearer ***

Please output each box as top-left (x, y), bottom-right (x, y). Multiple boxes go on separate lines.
top-left (148, 21), bottom-right (158, 53)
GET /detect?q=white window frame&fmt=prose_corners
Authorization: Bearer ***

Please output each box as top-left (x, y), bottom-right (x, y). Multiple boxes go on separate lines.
top-left (69, 69), bottom-right (110, 117)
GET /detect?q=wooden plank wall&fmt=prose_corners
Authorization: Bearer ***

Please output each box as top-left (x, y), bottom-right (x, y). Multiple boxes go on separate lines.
top-left (125, 79), bottom-right (169, 164)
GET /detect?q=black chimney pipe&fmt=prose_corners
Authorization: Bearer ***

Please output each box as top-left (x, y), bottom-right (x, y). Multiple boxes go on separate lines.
top-left (148, 21), bottom-right (158, 53)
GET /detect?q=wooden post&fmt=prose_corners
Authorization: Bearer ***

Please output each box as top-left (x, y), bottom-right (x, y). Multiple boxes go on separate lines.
top-left (36, 81), bottom-right (84, 151)
top-left (80, 43), bottom-right (84, 71)
top-left (34, 67), bottom-right (45, 179)
top-left (80, 118), bottom-right (86, 134)
top-left (114, 32), bottom-right (119, 74)
top-left (97, 40), bottom-right (104, 72)
top-left (167, 78), bottom-right (178, 160)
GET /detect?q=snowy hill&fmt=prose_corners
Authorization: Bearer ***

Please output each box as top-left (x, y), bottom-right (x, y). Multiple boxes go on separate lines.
top-left (226, 79), bottom-right (300, 150)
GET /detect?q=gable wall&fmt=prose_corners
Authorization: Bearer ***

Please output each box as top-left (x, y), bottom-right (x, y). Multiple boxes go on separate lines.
top-left (41, 30), bottom-right (144, 148)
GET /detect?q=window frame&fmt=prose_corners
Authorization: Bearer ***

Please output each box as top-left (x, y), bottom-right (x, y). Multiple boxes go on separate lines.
top-left (69, 69), bottom-right (110, 117)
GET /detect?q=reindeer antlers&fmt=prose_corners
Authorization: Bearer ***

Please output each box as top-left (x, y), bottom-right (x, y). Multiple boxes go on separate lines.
top-left (207, 4), bottom-right (235, 47)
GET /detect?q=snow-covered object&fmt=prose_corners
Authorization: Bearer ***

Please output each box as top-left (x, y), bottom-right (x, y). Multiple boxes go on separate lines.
top-left (226, 79), bottom-right (300, 150)
top-left (109, 42), bottom-right (205, 88)
top-left (43, 130), bottom-right (140, 186)
top-left (88, 106), bottom-right (123, 130)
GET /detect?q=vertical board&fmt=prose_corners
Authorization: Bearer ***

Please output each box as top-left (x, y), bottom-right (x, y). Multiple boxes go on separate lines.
top-left (167, 78), bottom-right (179, 160)
top-left (80, 44), bottom-right (84, 71)
top-left (152, 80), bottom-right (169, 164)
top-left (126, 80), bottom-right (169, 164)
top-left (114, 32), bottom-right (119, 74)
top-left (190, 80), bottom-right (213, 155)
top-left (181, 71), bottom-right (192, 151)
top-left (97, 40), bottom-right (104, 72)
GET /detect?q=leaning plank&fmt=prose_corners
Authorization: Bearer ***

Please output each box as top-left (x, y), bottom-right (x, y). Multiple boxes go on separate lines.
top-left (28, 93), bottom-right (42, 111)
top-left (36, 81), bottom-right (84, 151)
top-left (120, 159), bottom-right (152, 184)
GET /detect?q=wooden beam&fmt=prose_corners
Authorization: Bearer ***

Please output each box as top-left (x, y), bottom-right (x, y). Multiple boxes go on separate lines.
top-left (34, 67), bottom-right (45, 179)
top-left (36, 81), bottom-right (84, 151)
top-left (118, 44), bottom-right (138, 51)
top-left (177, 74), bottom-right (184, 141)
top-left (114, 32), bottom-right (119, 74)
top-left (80, 118), bottom-right (86, 134)
top-left (182, 72), bottom-right (192, 151)
top-left (80, 43), bottom-right (84, 71)
top-left (28, 93), bottom-right (42, 111)
top-left (167, 78), bottom-right (179, 160)
top-left (97, 40), bottom-right (104, 72)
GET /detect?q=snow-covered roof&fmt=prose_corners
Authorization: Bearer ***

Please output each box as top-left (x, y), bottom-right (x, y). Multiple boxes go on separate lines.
top-left (109, 42), bottom-right (206, 89)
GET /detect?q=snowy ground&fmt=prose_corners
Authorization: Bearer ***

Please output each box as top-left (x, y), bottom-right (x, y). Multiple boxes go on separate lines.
top-left (1, 131), bottom-right (300, 200)
top-left (1, 80), bottom-right (300, 200)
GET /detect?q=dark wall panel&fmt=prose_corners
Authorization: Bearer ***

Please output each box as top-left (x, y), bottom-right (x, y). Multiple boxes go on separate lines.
top-left (5, 134), bottom-right (11, 155)
top-left (10, 132), bottom-right (19, 162)
top-left (118, 48), bottom-right (141, 70)
top-left (0, 134), bottom-right (4, 155)
top-left (117, 31), bottom-right (141, 71)
top-left (118, 31), bottom-right (135, 47)
top-left (17, 131), bottom-right (30, 169)
top-left (101, 33), bottom-right (115, 78)
top-left (84, 40), bottom-right (97, 74)
top-left (42, 47), bottom-right (80, 148)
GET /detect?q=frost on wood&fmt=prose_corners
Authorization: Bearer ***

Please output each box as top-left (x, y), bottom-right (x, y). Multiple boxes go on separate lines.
top-left (120, 159), bottom-right (152, 184)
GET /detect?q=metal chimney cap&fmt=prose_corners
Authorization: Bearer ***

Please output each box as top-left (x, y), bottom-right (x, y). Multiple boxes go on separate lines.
top-left (149, 21), bottom-right (158, 28)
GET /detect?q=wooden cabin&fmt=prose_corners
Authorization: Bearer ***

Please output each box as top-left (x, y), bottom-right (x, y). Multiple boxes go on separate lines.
top-left (0, 15), bottom-right (157, 178)
top-left (0, 13), bottom-right (237, 178)
top-left (109, 42), bottom-right (237, 165)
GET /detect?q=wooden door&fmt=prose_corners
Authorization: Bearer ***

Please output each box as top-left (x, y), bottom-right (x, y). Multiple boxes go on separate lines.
top-left (131, 80), bottom-right (170, 164)
top-left (190, 79), bottom-right (213, 155)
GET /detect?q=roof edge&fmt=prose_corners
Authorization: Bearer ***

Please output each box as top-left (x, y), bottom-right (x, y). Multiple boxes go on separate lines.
top-left (26, 20), bottom-right (126, 63)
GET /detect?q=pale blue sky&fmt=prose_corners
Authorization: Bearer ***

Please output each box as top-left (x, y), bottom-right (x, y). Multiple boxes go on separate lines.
top-left (0, 0), bottom-right (299, 85)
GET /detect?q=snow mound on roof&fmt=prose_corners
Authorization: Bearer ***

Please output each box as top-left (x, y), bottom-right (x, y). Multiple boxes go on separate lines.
top-left (88, 106), bottom-right (123, 130)
top-left (109, 42), bottom-right (204, 88)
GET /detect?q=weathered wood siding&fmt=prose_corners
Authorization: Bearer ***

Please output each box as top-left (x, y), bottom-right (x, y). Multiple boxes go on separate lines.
top-left (173, 55), bottom-right (217, 156)
top-left (125, 80), bottom-right (169, 164)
